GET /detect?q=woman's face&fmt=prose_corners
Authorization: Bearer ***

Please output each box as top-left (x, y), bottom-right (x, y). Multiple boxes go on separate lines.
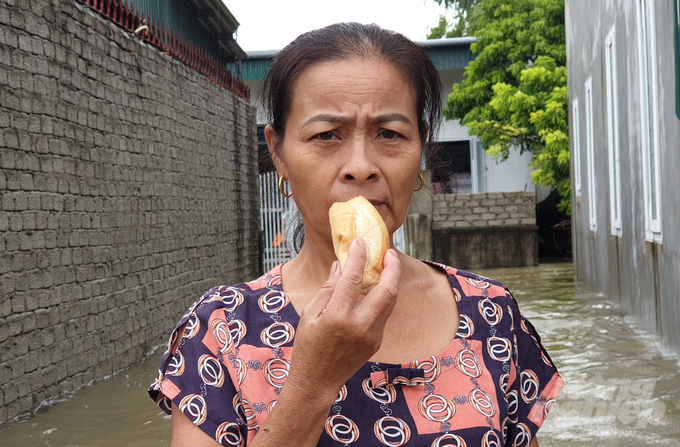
top-left (268, 58), bottom-right (422, 247)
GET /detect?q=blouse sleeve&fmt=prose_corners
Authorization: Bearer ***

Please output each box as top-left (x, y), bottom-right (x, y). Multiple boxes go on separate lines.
top-left (148, 290), bottom-right (248, 446)
top-left (504, 289), bottom-right (564, 445)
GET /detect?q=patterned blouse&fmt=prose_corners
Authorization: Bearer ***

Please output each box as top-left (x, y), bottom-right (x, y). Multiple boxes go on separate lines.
top-left (149, 262), bottom-right (563, 446)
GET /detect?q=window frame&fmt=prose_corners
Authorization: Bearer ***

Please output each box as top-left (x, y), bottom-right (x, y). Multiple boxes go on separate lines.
top-left (605, 26), bottom-right (623, 237)
top-left (636, 0), bottom-right (663, 242)
top-left (585, 77), bottom-right (597, 233)
top-left (674, 0), bottom-right (680, 119)
top-left (572, 98), bottom-right (582, 197)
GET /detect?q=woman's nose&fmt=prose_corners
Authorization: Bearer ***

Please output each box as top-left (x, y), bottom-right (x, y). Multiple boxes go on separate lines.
top-left (340, 138), bottom-right (380, 184)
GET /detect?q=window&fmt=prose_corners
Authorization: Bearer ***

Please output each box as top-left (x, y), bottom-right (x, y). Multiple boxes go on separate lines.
top-left (585, 77), bottom-right (597, 232)
top-left (605, 26), bottom-right (622, 237)
top-left (572, 98), bottom-right (582, 197)
top-left (430, 141), bottom-right (472, 194)
top-left (674, 0), bottom-right (680, 118)
top-left (637, 0), bottom-right (662, 241)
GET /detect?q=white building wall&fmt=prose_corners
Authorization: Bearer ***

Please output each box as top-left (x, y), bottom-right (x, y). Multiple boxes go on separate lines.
top-left (484, 149), bottom-right (535, 193)
top-left (438, 118), bottom-right (535, 193)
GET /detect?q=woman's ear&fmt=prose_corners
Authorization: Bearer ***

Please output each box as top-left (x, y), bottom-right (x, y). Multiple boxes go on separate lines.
top-left (265, 124), bottom-right (286, 177)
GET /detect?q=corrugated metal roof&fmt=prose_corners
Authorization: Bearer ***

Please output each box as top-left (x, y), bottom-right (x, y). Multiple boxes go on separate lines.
top-left (424, 42), bottom-right (476, 71)
top-left (235, 37), bottom-right (477, 81)
top-left (124, 0), bottom-right (246, 60)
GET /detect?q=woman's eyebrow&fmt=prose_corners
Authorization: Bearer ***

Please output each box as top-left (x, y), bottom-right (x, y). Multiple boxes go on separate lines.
top-left (301, 114), bottom-right (353, 129)
top-left (301, 113), bottom-right (413, 129)
top-left (372, 113), bottom-right (414, 127)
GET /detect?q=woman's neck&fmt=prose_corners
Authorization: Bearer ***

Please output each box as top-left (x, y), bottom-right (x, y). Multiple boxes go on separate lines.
top-left (280, 233), bottom-right (338, 296)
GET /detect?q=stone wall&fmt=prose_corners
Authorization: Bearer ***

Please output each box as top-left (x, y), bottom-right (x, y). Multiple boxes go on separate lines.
top-left (432, 191), bottom-right (536, 230)
top-left (0, 0), bottom-right (260, 422)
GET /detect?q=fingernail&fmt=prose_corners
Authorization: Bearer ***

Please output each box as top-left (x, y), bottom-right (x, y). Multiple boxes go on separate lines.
top-left (330, 261), bottom-right (339, 275)
top-left (356, 238), bottom-right (365, 248)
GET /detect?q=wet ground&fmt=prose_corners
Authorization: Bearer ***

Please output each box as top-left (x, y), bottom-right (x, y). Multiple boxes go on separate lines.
top-left (0, 262), bottom-right (679, 446)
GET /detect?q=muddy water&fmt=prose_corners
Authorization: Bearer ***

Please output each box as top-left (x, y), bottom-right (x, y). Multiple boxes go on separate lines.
top-left (1, 262), bottom-right (679, 446)
top-left (0, 347), bottom-right (171, 446)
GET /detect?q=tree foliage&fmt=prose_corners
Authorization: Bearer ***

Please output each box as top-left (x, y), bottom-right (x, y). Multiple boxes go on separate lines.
top-left (444, 0), bottom-right (570, 213)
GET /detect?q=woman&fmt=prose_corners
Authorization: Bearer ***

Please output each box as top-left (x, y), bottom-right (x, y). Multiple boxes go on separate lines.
top-left (149, 23), bottom-right (563, 447)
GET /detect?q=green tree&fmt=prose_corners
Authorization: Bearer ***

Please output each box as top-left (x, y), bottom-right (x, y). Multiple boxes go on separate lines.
top-left (427, 0), bottom-right (482, 39)
top-left (444, 0), bottom-right (570, 213)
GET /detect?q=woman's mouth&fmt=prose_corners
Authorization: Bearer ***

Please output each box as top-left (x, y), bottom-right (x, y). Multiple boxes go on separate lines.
top-left (367, 200), bottom-right (386, 210)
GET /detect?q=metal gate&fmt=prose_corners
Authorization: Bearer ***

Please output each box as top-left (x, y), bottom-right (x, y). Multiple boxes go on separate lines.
top-left (259, 172), bottom-right (295, 272)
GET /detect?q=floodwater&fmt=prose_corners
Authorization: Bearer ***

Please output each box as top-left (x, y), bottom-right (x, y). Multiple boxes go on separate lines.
top-left (0, 262), bottom-right (679, 446)
top-left (481, 264), bottom-right (680, 447)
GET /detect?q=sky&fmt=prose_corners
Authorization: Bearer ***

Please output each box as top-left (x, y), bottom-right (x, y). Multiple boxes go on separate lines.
top-left (224, 0), bottom-right (451, 53)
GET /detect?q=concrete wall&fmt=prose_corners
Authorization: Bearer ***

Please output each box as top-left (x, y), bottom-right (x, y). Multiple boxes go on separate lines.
top-left (0, 0), bottom-right (260, 422)
top-left (432, 226), bottom-right (538, 269)
top-left (566, 1), bottom-right (680, 353)
top-left (432, 191), bottom-right (536, 230)
top-left (430, 191), bottom-right (537, 269)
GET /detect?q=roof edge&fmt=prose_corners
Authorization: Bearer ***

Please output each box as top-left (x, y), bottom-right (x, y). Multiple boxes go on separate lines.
top-left (418, 37), bottom-right (477, 48)
top-left (245, 37), bottom-right (477, 60)
top-left (246, 49), bottom-right (280, 60)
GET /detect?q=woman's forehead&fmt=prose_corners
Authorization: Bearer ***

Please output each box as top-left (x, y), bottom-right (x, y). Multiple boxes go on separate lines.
top-left (288, 58), bottom-right (416, 120)
top-left (294, 58), bottom-right (410, 90)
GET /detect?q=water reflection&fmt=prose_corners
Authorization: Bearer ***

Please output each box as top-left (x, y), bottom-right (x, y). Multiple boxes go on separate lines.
top-left (0, 263), bottom-right (678, 446)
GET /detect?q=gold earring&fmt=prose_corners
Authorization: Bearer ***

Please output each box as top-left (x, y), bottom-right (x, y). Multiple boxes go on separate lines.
top-left (278, 176), bottom-right (292, 198)
top-left (414, 172), bottom-right (424, 192)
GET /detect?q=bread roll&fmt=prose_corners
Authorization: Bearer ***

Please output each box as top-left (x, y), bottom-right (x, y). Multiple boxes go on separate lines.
top-left (329, 196), bottom-right (390, 292)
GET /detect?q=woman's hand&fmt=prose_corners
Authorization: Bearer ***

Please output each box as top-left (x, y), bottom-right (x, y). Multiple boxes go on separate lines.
top-left (286, 238), bottom-right (402, 399)
top-left (248, 239), bottom-right (402, 447)
top-left (171, 240), bottom-right (401, 447)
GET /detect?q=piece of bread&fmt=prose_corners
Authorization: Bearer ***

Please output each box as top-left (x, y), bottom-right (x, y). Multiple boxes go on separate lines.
top-left (329, 196), bottom-right (390, 292)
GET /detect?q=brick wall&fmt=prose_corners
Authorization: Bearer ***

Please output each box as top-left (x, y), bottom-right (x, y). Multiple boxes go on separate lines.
top-left (0, 0), bottom-right (260, 422)
top-left (432, 191), bottom-right (536, 230)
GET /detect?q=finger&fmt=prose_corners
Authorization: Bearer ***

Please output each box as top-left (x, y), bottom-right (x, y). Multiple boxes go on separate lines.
top-left (328, 238), bottom-right (367, 310)
top-left (360, 249), bottom-right (401, 322)
top-left (303, 261), bottom-right (341, 317)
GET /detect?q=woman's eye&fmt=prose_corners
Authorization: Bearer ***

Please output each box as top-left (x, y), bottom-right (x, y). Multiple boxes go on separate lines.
top-left (317, 132), bottom-right (334, 141)
top-left (381, 130), bottom-right (399, 139)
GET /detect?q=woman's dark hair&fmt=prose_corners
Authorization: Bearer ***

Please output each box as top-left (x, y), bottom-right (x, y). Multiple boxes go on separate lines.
top-left (262, 22), bottom-right (442, 148)
top-left (261, 22), bottom-right (443, 252)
